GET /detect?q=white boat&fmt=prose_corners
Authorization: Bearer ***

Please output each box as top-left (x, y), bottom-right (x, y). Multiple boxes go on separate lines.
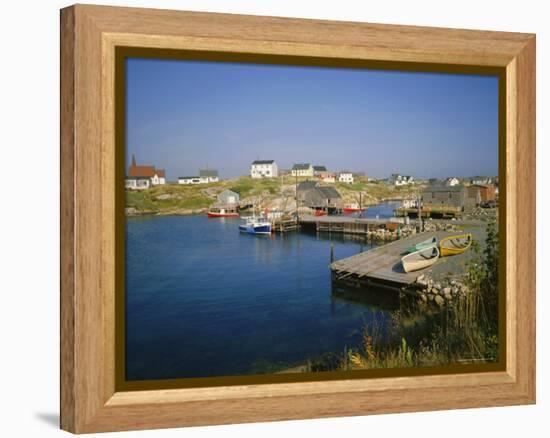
top-left (239, 216), bottom-right (272, 235)
top-left (401, 245), bottom-right (439, 273)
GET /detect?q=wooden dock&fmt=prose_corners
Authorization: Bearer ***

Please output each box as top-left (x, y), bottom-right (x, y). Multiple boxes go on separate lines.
top-left (271, 218), bottom-right (300, 232)
top-left (395, 205), bottom-right (462, 219)
top-left (330, 231), bottom-right (455, 291)
top-left (299, 215), bottom-right (409, 235)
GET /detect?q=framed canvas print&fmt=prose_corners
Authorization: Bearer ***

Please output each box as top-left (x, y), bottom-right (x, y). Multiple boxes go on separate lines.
top-left (60, 4), bottom-right (536, 433)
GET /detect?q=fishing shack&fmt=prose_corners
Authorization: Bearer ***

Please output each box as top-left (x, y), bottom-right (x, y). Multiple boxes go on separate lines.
top-left (303, 186), bottom-right (342, 214)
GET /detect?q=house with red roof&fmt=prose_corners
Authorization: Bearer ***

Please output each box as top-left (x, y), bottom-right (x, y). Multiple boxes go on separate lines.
top-left (125, 155), bottom-right (166, 189)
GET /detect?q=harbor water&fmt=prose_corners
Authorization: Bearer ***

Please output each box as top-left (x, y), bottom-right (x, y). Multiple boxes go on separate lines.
top-left (125, 203), bottom-right (399, 380)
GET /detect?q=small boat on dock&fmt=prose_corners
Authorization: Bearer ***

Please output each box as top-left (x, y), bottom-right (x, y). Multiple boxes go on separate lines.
top-left (239, 216), bottom-right (272, 235)
top-left (207, 205), bottom-right (239, 218)
top-left (439, 233), bottom-right (473, 257)
top-left (401, 245), bottom-right (439, 273)
top-left (406, 236), bottom-right (438, 254)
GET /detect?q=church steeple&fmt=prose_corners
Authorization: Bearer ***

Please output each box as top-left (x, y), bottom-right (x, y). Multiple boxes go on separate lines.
top-left (131, 154), bottom-right (137, 167)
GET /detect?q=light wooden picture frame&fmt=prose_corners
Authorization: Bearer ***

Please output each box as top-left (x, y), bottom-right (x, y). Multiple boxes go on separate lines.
top-left (60, 4), bottom-right (535, 433)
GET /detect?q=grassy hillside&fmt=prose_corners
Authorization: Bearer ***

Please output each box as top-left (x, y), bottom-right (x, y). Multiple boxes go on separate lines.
top-left (125, 176), bottom-right (423, 215)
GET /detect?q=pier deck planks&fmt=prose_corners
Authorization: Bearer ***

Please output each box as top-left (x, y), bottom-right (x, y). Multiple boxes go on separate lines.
top-left (330, 231), bottom-right (456, 286)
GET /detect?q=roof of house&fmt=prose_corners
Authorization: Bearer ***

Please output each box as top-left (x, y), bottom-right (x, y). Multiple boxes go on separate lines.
top-left (297, 180), bottom-right (319, 191)
top-left (200, 169), bottom-right (218, 177)
top-left (423, 185), bottom-right (466, 193)
top-left (128, 155), bottom-right (165, 178)
top-left (128, 165), bottom-right (156, 178)
top-left (292, 163), bottom-right (312, 170)
top-left (219, 189), bottom-right (239, 196)
top-left (313, 165), bottom-right (327, 171)
top-left (252, 160), bottom-right (275, 165)
top-left (316, 186), bottom-right (342, 199)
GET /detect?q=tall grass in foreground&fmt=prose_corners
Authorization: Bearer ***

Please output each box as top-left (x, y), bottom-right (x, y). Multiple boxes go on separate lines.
top-left (343, 220), bottom-right (500, 370)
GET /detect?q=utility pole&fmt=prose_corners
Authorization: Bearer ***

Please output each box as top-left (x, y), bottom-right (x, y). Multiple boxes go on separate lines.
top-left (295, 172), bottom-right (299, 221)
top-left (417, 191), bottom-right (423, 232)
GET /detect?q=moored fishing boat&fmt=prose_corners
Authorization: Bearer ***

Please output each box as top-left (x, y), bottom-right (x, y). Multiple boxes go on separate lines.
top-left (401, 245), bottom-right (439, 273)
top-left (207, 205), bottom-right (239, 218)
top-left (238, 216), bottom-right (272, 235)
top-left (343, 203), bottom-right (365, 214)
top-left (439, 233), bottom-right (473, 256)
top-left (406, 236), bottom-right (438, 253)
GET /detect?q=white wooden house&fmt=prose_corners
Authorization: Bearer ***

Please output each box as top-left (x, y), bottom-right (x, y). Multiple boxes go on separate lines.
top-left (125, 177), bottom-right (151, 190)
top-left (250, 160), bottom-right (278, 178)
top-left (338, 171), bottom-right (354, 184)
top-left (291, 163), bottom-right (314, 177)
top-left (199, 169), bottom-right (219, 183)
top-left (445, 177), bottom-right (460, 186)
top-left (389, 173), bottom-right (414, 186)
top-left (178, 176), bottom-right (201, 185)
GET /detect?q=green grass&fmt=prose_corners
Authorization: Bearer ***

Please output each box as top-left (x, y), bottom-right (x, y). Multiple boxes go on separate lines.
top-left (126, 186), bottom-right (211, 213)
top-left (228, 176), bottom-right (281, 198)
top-left (341, 220), bottom-right (500, 370)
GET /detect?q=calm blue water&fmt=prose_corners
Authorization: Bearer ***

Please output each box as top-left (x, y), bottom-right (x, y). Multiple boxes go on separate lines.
top-left (125, 203), bottom-right (399, 380)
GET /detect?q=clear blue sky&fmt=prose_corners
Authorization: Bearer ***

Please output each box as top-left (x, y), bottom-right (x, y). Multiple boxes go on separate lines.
top-left (126, 58), bottom-right (499, 181)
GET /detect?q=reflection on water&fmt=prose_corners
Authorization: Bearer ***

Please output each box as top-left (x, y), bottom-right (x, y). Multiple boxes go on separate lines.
top-left (331, 283), bottom-right (401, 313)
top-left (125, 213), bottom-right (402, 381)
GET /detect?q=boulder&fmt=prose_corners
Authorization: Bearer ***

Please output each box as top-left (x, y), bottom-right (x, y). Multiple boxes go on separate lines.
top-left (434, 295), bottom-right (445, 307)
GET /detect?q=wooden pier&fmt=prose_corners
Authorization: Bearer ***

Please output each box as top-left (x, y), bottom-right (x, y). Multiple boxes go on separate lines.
top-left (271, 218), bottom-right (300, 233)
top-left (395, 205), bottom-right (462, 219)
top-left (299, 215), bottom-right (409, 235)
top-left (330, 231), bottom-right (455, 291)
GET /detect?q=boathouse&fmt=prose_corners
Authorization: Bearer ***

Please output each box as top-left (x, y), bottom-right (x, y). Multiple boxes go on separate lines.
top-left (218, 189), bottom-right (240, 205)
top-left (422, 185), bottom-right (467, 208)
top-left (472, 184), bottom-right (496, 202)
top-left (303, 186), bottom-right (342, 212)
top-left (466, 185), bottom-right (482, 207)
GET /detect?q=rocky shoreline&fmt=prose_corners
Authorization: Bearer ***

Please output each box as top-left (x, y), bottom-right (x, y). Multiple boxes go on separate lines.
top-left (407, 273), bottom-right (471, 308)
top-left (125, 207), bottom-right (208, 217)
